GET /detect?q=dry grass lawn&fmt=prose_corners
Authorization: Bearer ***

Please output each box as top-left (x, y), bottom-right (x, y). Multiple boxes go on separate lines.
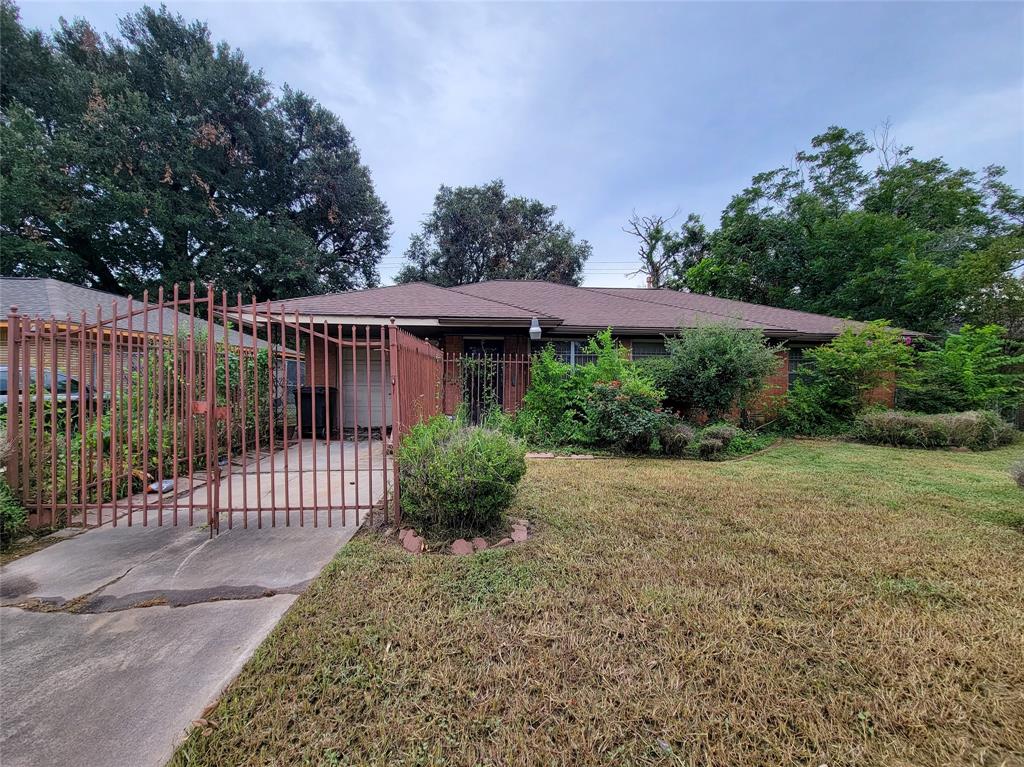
top-left (171, 440), bottom-right (1024, 767)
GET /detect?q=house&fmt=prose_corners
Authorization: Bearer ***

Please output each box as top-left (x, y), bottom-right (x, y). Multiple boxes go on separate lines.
top-left (0, 277), bottom-right (297, 395)
top-left (270, 279), bottom-right (904, 422)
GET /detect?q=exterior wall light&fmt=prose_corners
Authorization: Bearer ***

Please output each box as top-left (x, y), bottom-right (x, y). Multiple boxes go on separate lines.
top-left (529, 317), bottom-right (542, 342)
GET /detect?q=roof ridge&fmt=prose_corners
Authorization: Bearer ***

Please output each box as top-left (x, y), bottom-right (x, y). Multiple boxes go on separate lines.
top-left (587, 286), bottom-right (862, 326)
top-left (585, 286), bottom-right (782, 330)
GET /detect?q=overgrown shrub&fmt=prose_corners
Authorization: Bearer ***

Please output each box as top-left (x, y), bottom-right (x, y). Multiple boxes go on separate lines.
top-left (1011, 461), bottom-right (1024, 490)
top-left (898, 324), bottom-right (1023, 415)
top-left (1, 478), bottom-right (28, 547)
top-left (701, 423), bottom-right (739, 447)
top-left (517, 329), bottom-right (665, 449)
top-left (698, 436), bottom-right (724, 459)
top-left (640, 324), bottom-right (780, 421)
top-left (659, 422), bottom-right (695, 456)
top-left (584, 379), bottom-right (666, 453)
top-left (854, 410), bottom-right (1017, 451)
top-left (516, 346), bottom-right (588, 446)
top-left (398, 416), bottom-right (527, 534)
top-left (779, 321), bottom-right (915, 434)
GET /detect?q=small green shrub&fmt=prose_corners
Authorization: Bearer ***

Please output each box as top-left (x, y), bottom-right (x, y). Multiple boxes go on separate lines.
top-left (398, 416), bottom-right (527, 535)
top-left (584, 379), bottom-right (666, 454)
top-left (1011, 461), bottom-right (1024, 490)
top-left (659, 422), bottom-right (695, 456)
top-left (1, 477), bottom-right (28, 547)
top-left (701, 423), bottom-right (739, 447)
top-left (854, 410), bottom-right (1017, 451)
top-left (698, 436), bottom-right (724, 459)
top-left (640, 324), bottom-right (780, 421)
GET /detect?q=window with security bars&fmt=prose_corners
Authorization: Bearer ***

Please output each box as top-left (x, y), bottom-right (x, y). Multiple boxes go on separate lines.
top-left (549, 339), bottom-right (596, 367)
top-left (630, 340), bottom-right (668, 359)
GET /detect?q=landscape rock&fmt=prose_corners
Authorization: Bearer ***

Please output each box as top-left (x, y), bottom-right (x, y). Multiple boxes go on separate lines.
top-left (496, 537), bottom-right (513, 547)
top-left (450, 539), bottom-right (474, 556)
top-left (397, 528), bottom-right (413, 542)
top-left (526, 452), bottom-right (555, 459)
top-left (402, 533), bottom-right (425, 554)
top-left (511, 527), bottom-right (528, 543)
top-left (471, 537), bottom-right (488, 551)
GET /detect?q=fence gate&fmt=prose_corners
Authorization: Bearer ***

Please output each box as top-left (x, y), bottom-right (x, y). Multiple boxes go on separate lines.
top-left (3, 286), bottom-right (441, 533)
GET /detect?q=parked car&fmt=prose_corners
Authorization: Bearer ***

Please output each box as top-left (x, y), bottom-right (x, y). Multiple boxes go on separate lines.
top-left (0, 366), bottom-right (96, 407)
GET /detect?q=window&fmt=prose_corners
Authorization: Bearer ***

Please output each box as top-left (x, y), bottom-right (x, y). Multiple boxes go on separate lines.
top-left (547, 339), bottom-right (595, 367)
top-left (631, 340), bottom-right (668, 359)
top-left (788, 348), bottom-right (814, 387)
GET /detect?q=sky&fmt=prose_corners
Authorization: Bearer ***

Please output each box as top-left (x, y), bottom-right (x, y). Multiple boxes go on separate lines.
top-left (16, 1), bottom-right (1024, 287)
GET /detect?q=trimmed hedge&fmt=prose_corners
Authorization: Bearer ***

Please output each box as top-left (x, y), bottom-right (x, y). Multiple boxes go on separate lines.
top-left (398, 416), bottom-right (527, 535)
top-left (854, 410), bottom-right (1017, 451)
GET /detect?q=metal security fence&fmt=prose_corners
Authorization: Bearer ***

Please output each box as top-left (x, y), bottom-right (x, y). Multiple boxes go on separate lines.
top-left (2, 286), bottom-right (442, 532)
top-left (441, 353), bottom-right (531, 423)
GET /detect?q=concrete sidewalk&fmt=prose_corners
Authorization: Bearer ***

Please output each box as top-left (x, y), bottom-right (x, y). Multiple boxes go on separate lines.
top-left (0, 517), bottom-right (358, 767)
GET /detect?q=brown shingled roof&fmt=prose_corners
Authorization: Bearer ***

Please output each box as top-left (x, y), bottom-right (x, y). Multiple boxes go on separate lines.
top-left (450, 280), bottom-right (773, 334)
top-left (269, 282), bottom-right (555, 325)
top-left (147, 279), bottom-right (909, 341)
top-left (588, 286), bottom-right (866, 337)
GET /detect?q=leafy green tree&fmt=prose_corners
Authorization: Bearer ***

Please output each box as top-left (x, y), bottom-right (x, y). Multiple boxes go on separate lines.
top-left (0, 2), bottom-right (390, 300)
top-left (396, 179), bottom-right (591, 286)
top-left (779, 321), bottom-right (916, 434)
top-left (899, 325), bottom-right (1024, 414)
top-left (666, 126), bottom-right (1022, 334)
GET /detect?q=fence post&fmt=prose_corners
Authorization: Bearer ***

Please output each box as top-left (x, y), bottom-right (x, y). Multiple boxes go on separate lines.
top-left (6, 306), bottom-right (20, 495)
top-left (204, 283), bottom-right (219, 534)
top-left (388, 317), bottom-right (402, 526)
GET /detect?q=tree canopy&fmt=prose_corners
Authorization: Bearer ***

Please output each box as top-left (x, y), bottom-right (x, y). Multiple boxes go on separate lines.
top-left (0, 2), bottom-right (391, 300)
top-left (636, 126), bottom-right (1023, 334)
top-left (396, 179), bottom-right (591, 286)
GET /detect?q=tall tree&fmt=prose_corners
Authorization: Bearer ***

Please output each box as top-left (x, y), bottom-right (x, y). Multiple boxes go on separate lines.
top-left (667, 125), bottom-right (1022, 333)
top-left (0, 2), bottom-right (391, 300)
top-left (396, 179), bottom-right (591, 286)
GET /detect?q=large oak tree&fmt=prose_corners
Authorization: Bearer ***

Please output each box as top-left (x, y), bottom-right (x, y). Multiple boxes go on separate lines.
top-left (0, 2), bottom-right (391, 300)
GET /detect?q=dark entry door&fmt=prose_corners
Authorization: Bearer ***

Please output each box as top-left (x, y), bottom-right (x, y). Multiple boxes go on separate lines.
top-left (462, 339), bottom-right (504, 423)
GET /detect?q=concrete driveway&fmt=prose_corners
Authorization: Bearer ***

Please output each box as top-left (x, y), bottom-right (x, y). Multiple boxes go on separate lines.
top-left (0, 515), bottom-right (358, 767)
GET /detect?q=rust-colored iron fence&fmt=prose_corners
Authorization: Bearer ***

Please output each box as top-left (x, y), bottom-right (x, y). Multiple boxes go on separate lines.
top-left (1, 286), bottom-right (439, 532)
top-left (441, 353), bottom-right (531, 424)
top-left (390, 327), bottom-right (443, 438)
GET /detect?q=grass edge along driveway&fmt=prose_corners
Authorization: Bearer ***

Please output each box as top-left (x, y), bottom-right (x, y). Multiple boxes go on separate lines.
top-left (171, 440), bottom-right (1024, 767)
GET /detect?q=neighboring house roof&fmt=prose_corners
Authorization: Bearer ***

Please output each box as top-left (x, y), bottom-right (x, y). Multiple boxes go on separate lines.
top-left (269, 279), bottom-right (900, 341)
top-left (0, 278), bottom-right (277, 350)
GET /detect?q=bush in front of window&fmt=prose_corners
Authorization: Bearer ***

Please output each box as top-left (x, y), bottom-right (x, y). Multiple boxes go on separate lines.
top-left (640, 324), bottom-right (781, 422)
top-left (583, 379), bottom-right (667, 454)
top-left (398, 416), bottom-right (527, 535)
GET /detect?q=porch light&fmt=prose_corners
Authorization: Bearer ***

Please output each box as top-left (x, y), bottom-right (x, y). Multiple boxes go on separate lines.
top-left (529, 317), bottom-right (542, 342)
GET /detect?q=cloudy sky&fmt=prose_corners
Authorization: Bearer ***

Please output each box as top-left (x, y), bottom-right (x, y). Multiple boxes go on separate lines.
top-left (17, 1), bottom-right (1024, 287)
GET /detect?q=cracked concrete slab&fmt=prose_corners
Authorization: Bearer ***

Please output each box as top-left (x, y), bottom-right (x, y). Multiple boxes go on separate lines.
top-left (1, 596), bottom-right (295, 767)
top-left (0, 513), bottom-right (359, 766)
